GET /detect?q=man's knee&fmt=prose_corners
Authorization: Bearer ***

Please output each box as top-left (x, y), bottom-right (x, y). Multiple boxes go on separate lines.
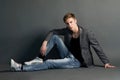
top-left (52, 35), bottom-right (60, 39)
top-left (51, 35), bottom-right (62, 41)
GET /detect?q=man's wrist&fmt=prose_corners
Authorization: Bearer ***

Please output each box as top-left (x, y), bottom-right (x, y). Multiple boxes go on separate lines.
top-left (42, 40), bottom-right (47, 45)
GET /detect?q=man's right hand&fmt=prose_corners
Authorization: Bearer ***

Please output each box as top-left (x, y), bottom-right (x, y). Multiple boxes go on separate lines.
top-left (40, 41), bottom-right (47, 56)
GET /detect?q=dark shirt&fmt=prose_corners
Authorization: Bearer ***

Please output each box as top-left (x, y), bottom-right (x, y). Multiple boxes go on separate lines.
top-left (70, 36), bottom-right (85, 66)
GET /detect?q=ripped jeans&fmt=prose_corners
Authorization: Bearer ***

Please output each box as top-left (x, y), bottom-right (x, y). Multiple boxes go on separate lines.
top-left (23, 35), bottom-right (80, 71)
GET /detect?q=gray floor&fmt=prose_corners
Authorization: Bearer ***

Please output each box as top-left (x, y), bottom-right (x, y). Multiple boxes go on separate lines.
top-left (0, 65), bottom-right (120, 80)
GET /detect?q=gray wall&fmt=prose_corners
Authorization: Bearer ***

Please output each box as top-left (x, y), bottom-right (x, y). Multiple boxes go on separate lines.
top-left (0, 0), bottom-right (120, 66)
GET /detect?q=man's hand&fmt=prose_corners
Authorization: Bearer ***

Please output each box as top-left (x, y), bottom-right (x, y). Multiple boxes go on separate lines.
top-left (105, 63), bottom-right (116, 68)
top-left (40, 41), bottom-right (47, 56)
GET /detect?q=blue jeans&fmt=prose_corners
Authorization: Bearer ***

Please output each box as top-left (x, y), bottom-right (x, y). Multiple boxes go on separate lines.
top-left (23, 35), bottom-right (80, 71)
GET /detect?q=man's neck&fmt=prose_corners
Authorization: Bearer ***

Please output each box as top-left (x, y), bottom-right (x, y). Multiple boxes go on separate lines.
top-left (72, 25), bottom-right (80, 38)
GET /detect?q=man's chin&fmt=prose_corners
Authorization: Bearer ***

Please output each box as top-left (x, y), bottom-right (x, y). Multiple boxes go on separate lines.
top-left (70, 28), bottom-right (74, 31)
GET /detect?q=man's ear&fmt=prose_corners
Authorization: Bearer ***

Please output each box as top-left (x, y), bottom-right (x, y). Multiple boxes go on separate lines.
top-left (75, 18), bottom-right (77, 23)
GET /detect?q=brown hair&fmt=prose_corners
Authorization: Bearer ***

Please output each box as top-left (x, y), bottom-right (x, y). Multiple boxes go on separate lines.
top-left (63, 13), bottom-right (76, 23)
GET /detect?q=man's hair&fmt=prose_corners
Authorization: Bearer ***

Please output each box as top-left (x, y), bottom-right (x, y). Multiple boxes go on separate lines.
top-left (63, 13), bottom-right (76, 23)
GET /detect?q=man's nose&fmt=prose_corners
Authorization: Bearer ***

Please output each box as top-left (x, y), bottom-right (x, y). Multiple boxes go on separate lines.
top-left (68, 23), bottom-right (72, 26)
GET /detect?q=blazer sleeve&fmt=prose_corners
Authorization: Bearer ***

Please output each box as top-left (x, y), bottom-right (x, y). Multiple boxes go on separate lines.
top-left (87, 29), bottom-right (110, 64)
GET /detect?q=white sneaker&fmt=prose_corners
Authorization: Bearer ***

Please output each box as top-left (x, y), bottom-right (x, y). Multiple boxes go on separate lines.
top-left (24, 57), bottom-right (43, 65)
top-left (11, 59), bottom-right (22, 71)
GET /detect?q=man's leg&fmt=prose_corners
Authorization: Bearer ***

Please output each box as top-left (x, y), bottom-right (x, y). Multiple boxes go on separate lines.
top-left (22, 35), bottom-right (80, 71)
top-left (45, 35), bottom-right (70, 58)
top-left (24, 35), bottom-right (69, 65)
top-left (23, 57), bottom-right (80, 71)
top-left (11, 35), bottom-right (80, 71)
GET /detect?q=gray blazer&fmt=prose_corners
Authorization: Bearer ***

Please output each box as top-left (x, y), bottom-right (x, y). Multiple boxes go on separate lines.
top-left (45, 26), bottom-right (110, 67)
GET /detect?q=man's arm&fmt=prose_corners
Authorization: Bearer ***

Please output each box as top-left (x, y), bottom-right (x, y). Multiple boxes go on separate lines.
top-left (40, 40), bottom-right (48, 56)
top-left (87, 29), bottom-right (115, 68)
top-left (40, 28), bottom-right (66, 56)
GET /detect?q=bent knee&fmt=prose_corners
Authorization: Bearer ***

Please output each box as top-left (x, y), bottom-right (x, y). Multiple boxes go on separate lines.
top-left (52, 35), bottom-right (60, 39)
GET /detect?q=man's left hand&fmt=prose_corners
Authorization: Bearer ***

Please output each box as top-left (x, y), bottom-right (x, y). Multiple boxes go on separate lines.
top-left (105, 63), bottom-right (116, 68)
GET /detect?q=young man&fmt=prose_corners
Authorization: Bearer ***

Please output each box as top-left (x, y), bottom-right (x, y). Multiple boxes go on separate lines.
top-left (11, 13), bottom-right (115, 71)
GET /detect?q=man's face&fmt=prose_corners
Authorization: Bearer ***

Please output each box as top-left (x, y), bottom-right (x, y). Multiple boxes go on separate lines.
top-left (65, 17), bottom-right (77, 31)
